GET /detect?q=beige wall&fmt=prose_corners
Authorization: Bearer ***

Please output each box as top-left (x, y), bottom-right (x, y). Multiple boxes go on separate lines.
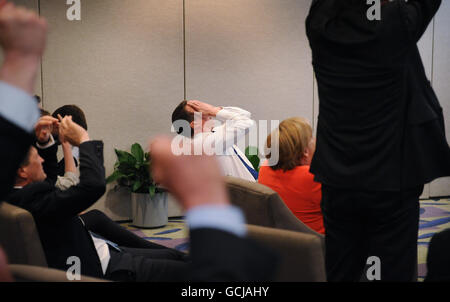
top-left (185, 0), bottom-right (314, 124)
top-left (40, 0), bottom-right (184, 219)
top-left (430, 1), bottom-right (450, 197)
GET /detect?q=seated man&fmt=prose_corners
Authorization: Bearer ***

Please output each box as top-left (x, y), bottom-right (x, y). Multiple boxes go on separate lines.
top-left (172, 100), bottom-right (258, 181)
top-left (6, 116), bottom-right (189, 281)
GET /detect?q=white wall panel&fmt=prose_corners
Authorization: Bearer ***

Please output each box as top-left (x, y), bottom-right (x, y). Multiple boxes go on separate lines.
top-left (40, 0), bottom-right (184, 219)
top-left (417, 22), bottom-right (435, 199)
top-left (185, 0), bottom-right (314, 129)
top-left (430, 1), bottom-right (450, 197)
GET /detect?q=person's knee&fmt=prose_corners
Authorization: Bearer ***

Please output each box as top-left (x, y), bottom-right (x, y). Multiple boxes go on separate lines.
top-left (87, 209), bottom-right (108, 220)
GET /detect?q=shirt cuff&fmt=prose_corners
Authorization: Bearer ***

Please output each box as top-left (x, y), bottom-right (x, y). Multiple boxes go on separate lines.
top-left (185, 205), bottom-right (247, 237)
top-left (215, 107), bottom-right (251, 122)
top-left (0, 81), bottom-right (40, 133)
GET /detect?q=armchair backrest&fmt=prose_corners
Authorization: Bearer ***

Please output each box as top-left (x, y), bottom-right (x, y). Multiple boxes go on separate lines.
top-left (247, 224), bottom-right (326, 282)
top-left (0, 202), bottom-right (48, 267)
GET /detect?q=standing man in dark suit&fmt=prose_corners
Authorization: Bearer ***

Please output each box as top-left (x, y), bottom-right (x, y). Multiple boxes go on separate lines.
top-left (306, 0), bottom-right (450, 281)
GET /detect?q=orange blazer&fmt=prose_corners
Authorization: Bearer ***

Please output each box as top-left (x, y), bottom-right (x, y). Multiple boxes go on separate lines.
top-left (258, 162), bottom-right (324, 234)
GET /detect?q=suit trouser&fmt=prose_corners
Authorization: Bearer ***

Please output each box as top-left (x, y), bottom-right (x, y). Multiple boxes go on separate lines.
top-left (80, 209), bottom-right (173, 251)
top-left (321, 184), bottom-right (423, 282)
top-left (105, 246), bottom-right (191, 282)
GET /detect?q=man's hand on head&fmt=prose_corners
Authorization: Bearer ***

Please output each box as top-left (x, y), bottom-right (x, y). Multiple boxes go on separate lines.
top-left (149, 136), bottom-right (229, 212)
top-left (187, 100), bottom-right (222, 117)
top-left (58, 114), bottom-right (90, 147)
top-left (0, 0), bottom-right (48, 94)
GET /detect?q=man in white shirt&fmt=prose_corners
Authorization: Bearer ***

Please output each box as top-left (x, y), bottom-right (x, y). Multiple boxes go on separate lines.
top-left (171, 100), bottom-right (258, 182)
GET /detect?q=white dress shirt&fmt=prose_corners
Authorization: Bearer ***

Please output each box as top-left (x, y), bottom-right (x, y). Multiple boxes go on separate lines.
top-left (192, 107), bottom-right (257, 182)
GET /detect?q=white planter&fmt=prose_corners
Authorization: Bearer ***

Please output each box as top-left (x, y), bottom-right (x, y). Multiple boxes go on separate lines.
top-left (130, 192), bottom-right (168, 228)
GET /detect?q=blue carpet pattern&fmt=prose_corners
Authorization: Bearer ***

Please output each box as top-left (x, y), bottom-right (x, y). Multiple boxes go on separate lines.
top-left (417, 197), bottom-right (450, 281)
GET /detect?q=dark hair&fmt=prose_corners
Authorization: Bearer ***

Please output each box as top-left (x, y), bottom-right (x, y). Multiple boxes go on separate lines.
top-left (52, 105), bottom-right (88, 130)
top-left (34, 95), bottom-right (41, 104)
top-left (40, 109), bottom-right (51, 117)
top-left (171, 100), bottom-right (194, 137)
top-left (19, 147), bottom-right (33, 168)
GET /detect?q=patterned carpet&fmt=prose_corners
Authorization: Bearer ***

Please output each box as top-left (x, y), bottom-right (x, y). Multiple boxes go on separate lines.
top-left (122, 218), bottom-right (190, 252)
top-left (417, 197), bottom-right (450, 281)
top-left (121, 197), bottom-right (450, 282)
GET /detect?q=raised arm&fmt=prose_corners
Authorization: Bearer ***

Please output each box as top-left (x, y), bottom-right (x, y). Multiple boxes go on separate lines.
top-left (150, 136), bottom-right (277, 281)
top-left (207, 106), bottom-right (255, 155)
top-left (0, 1), bottom-right (47, 199)
top-left (188, 101), bottom-right (255, 155)
top-left (0, 0), bottom-right (47, 94)
top-left (399, 0), bottom-right (442, 42)
top-left (32, 116), bottom-right (105, 222)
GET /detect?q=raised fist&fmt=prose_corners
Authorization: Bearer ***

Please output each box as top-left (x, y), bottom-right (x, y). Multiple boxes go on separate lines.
top-left (35, 115), bottom-right (59, 144)
top-left (0, 1), bottom-right (48, 58)
top-left (58, 115), bottom-right (90, 147)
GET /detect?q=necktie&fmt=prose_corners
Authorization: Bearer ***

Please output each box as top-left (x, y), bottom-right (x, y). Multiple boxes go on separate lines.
top-left (233, 147), bottom-right (259, 180)
top-left (89, 231), bottom-right (122, 252)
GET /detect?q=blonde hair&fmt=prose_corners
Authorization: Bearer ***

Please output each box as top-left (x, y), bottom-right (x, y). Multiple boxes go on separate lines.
top-left (266, 117), bottom-right (312, 171)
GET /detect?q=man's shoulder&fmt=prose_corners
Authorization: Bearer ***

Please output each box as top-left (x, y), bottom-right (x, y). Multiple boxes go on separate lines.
top-left (6, 182), bottom-right (54, 208)
top-left (0, 116), bottom-right (34, 145)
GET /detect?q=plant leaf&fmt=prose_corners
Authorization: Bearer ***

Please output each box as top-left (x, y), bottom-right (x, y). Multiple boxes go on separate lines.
top-left (245, 146), bottom-right (260, 172)
top-left (115, 149), bottom-right (137, 166)
top-left (131, 143), bottom-right (144, 164)
top-left (132, 180), bottom-right (142, 193)
top-left (106, 170), bottom-right (125, 184)
top-left (149, 185), bottom-right (156, 198)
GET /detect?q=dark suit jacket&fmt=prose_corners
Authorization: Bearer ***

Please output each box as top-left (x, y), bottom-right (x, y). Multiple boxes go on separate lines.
top-left (0, 117), bottom-right (34, 200)
top-left (6, 140), bottom-right (107, 278)
top-left (306, 0), bottom-right (450, 191)
top-left (57, 157), bottom-right (79, 177)
top-left (188, 228), bottom-right (278, 282)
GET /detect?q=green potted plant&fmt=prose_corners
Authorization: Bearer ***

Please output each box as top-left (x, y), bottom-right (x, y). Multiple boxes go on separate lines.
top-left (106, 143), bottom-right (168, 228)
